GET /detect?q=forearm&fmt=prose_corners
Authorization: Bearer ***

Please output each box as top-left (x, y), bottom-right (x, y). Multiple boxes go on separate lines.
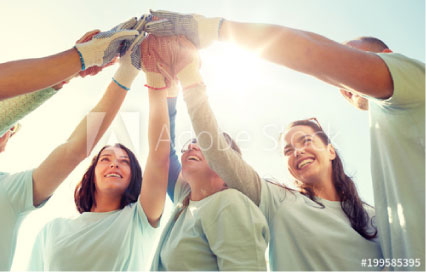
top-left (220, 21), bottom-right (341, 75)
top-left (140, 89), bottom-right (170, 226)
top-left (0, 48), bottom-right (81, 100)
top-left (32, 81), bottom-right (127, 205)
top-left (167, 97), bottom-right (181, 201)
top-left (147, 90), bottom-right (170, 163)
top-left (219, 21), bottom-right (391, 96)
top-left (183, 84), bottom-right (262, 205)
top-left (0, 87), bottom-right (57, 135)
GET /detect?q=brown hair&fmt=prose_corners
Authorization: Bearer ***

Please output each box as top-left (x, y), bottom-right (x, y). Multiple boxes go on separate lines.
top-left (285, 119), bottom-right (377, 240)
top-left (74, 143), bottom-right (142, 213)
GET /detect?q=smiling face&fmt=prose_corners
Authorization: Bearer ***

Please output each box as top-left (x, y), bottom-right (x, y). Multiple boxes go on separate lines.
top-left (94, 146), bottom-right (132, 197)
top-left (283, 125), bottom-right (336, 186)
top-left (181, 141), bottom-right (213, 180)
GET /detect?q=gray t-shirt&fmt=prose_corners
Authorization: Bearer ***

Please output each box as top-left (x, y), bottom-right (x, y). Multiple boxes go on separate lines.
top-left (368, 53), bottom-right (425, 269)
top-left (0, 170), bottom-right (36, 270)
top-left (151, 178), bottom-right (269, 271)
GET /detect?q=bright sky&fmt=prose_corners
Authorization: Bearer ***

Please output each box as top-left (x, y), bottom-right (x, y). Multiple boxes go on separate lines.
top-left (0, 0), bottom-right (424, 270)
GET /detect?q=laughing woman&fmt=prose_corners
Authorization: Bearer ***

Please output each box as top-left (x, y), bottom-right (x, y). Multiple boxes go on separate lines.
top-left (145, 34), bottom-right (269, 271)
top-left (166, 37), bottom-right (383, 271)
top-left (27, 31), bottom-right (171, 270)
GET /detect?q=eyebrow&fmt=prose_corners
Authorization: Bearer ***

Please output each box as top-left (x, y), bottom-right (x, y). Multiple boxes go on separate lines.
top-left (100, 154), bottom-right (129, 159)
top-left (284, 135), bottom-right (312, 150)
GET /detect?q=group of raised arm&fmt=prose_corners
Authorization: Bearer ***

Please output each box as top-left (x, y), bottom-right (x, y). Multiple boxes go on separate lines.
top-left (1, 8), bottom-right (424, 272)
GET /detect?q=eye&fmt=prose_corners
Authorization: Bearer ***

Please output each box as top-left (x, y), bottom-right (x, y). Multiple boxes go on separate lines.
top-left (120, 159), bottom-right (130, 165)
top-left (303, 138), bottom-right (312, 144)
top-left (283, 149), bottom-right (292, 156)
top-left (100, 157), bottom-right (110, 162)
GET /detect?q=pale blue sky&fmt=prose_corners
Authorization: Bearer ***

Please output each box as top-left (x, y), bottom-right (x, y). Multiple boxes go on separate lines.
top-left (0, 0), bottom-right (424, 269)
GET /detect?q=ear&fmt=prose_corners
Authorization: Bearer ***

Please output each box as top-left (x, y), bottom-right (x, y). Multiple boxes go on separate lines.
top-left (327, 144), bottom-right (336, 160)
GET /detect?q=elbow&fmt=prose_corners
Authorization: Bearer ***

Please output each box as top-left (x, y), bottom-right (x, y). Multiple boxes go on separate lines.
top-left (62, 142), bottom-right (91, 166)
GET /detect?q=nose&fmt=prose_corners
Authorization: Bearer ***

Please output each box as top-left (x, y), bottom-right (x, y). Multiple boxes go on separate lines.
top-left (293, 147), bottom-right (304, 158)
top-left (187, 143), bottom-right (200, 151)
top-left (109, 160), bottom-right (119, 168)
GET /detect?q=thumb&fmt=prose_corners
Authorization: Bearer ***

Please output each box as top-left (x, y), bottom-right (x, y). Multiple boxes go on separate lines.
top-left (156, 62), bottom-right (173, 82)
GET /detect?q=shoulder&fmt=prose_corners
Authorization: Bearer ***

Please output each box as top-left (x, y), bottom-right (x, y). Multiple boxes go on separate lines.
top-left (213, 188), bottom-right (254, 206)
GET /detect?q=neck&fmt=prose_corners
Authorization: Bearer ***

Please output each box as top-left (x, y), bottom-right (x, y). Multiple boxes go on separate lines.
top-left (90, 192), bottom-right (121, 212)
top-left (308, 167), bottom-right (340, 201)
top-left (186, 172), bottom-right (226, 201)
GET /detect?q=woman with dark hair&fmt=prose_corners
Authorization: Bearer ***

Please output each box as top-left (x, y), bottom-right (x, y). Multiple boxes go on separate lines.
top-left (27, 20), bottom-right (171, 270)
top-left (147, 35), bottom-right (269, 271)
top-left (165, 37), bottom-right (383, 270)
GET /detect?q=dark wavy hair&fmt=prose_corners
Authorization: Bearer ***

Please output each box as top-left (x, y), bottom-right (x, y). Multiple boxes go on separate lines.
top-left (74, 143), bottom-right (142, 213)
top-left (286, 119), bottom-right (377, 240)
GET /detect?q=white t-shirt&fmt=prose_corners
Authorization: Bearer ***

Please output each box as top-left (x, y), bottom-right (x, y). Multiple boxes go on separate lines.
top-left (27, 198), bottom-right (157, 271)
top-left (0, 170), bottom-right (36, 270)
top-left (368, 53), bottom-right (425, 269)
top-left (151, 179), bottom-right (269, 271)
top-left (260, 180), bottom-right (383, 271)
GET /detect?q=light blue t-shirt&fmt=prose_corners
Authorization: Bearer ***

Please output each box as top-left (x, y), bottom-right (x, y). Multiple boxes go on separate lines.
top-left (151, 179), bottom-right (269, 271)
top-left (260, 180), bottom-right (383, 271)
top-left (0, 170), bottom-right (36, 271)
top-left (368, 53), bottom-right (425, 269)
top-left (27, 198), bottom-right (157, 271)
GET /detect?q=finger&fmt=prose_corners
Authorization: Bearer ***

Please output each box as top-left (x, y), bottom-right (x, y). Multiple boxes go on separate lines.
top-left (145, 20), bottom-right (174, 35)
top-left (133, 14), bottom-right (150, 33)
top-left (149, 9), bottom-right (175, 20)
top-left (110, 30), bottom-right (140, 42)
top-left (114, 17), bottom-right (138, 31)
top-left (156, 62), bottom-right (173, 82)
top-left (76, 29), bottom-right (100, 44)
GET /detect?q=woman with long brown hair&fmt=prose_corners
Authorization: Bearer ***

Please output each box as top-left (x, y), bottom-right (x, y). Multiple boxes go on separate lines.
top-left (27, 19), bottom-right (171, 270)
top-left (166, 35), bottom-right (383, 271)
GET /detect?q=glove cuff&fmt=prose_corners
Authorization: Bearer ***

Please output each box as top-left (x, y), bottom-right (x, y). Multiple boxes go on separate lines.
top-left (198, 17), bottom-right (223, 48)
top-left (145, 72), bottom-right (168, 90)
top-left (113, 65), bottom-right (139, 91)
top-left (177, 61), bottom-right (203, 90)
top-left (74, 43), bottom-right (102, 70)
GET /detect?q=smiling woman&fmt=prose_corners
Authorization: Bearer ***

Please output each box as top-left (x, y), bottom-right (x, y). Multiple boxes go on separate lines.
top-left (75, 144), bottom-right (141, 213)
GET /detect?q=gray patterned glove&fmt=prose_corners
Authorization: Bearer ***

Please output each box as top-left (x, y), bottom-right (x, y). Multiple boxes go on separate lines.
top-left (144, 10), bottom-right (224, 49)
top-left (74, 25), bottom-right (139, 70)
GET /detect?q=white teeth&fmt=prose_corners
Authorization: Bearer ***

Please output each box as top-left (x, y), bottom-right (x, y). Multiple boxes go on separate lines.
top-left (106, 173), bottom-right (121, 178)
top-left (188, 156), bottom-right (200, 161)
top-left (298, 159), bottom-right (314, 169)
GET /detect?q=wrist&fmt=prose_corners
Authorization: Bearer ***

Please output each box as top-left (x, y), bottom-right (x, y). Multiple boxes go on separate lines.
top-left (144, 72), bottom-right (168, 90)
top-left (177, 63), bottom-right (203, 90)
top-left (113, 65), bottom-right (139, 91)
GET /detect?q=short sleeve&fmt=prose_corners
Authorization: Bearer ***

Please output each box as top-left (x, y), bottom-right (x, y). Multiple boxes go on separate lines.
top-left (372, 53), bottom-right (425, 108)
top-left (259, 179), bottom-right (287, 222)
top-left (0, 170), bottom-right (35, 214)
top-left (202, 190), bottom-right (269, 271)
top-left (135, 197), bottom-right (158, 233)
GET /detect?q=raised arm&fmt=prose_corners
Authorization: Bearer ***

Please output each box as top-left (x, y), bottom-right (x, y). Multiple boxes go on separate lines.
top-left (175, 36), bottom-right (262, 205)
top-left (0, 18), bottom-right (139, 100)
top-left (139, 34), bottom-right (173, 226)
top-left (145, 11), bottom-right (393, 99)
top-left (0, 87), bottom-right (57, 136)
top-left (31, 32), bottom-right (144, 206)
